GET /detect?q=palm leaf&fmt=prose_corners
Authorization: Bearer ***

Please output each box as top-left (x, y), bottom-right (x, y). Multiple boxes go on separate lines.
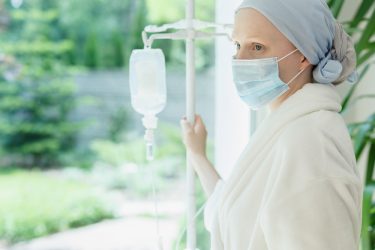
top-left (329, 0), bottom-right (345, 18)
top-left (352, 114), bottom-right (374, 159)
top-left (365, 141), bottom-right (375, 185)
top-left (340, 63), bottom-right (370, 113)
top-left (348, 0), bottom-right (374, 35)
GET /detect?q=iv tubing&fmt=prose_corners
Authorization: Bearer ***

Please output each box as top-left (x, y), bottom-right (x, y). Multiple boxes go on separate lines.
top-left (150, 152), bottom-right (163, 249)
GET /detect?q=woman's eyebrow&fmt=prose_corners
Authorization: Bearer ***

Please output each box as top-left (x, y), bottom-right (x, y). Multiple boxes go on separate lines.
top-left (232, 37), bottom-right (267, 45)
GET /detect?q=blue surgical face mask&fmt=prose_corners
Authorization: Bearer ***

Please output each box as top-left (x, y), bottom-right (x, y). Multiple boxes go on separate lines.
top-left (231, 49), bottom-right (306, 110)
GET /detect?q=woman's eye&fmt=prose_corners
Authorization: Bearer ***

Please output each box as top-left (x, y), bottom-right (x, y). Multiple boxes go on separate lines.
top-left (234, 42), bottom-right (240, 50)
top-left (254, 44), bottom-right (263, 51)
top-left (233, 41), bottom-right (263, 53)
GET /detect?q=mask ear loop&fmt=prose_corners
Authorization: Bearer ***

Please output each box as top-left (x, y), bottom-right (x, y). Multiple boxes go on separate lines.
top-left (286, 66), bottom-right (308, 85)
top-left (276, 48), bottom-right (308, 85)
top-left (276, 48), bottom-right (299, 62)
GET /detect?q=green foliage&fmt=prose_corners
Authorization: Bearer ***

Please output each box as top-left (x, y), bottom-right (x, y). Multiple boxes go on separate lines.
top-left (145, 0), bottom-right (215, 70)
top-left (0, 4), bottom-right (87, 168)
top-left (91, 120), bottom-right (187, 167)
top-left (128, 0), bottom-right (148, 51)
top-left (107, 107), bottom-right (131, 143)
top-left (347, 114), bottom-right (375, 160)
top-left (351, 114), bottom-right (375, 250)
top-left (336, 0), bottom-right (375, 114)
top-left (0, 0), bottom-right (131, 69)
top-left (84, 32), bottom-right (99, 69)
top-left (89, 120), bottom-right (209, 198)
top-left (0, 168), bottom-right (115, 243)
top-left (58, 0), bottom-right (131, 69)
top-left (327, 1), bottom-right (375, 249)
top-left (0, 31), bottom-right (91, 168)
top-left (1, 0), bottom-right (215, 70)
top-left (0, 40), bottom-right (74, 58)
top-left (89, 137), bottom-right (182, 197)
top-left (90, 138), bottom-right (148, 167)
top-left (0, 63), bottom-right (86, 168)
top-left (110, 31), bottom-right (125, 68)
top-left (0, 4), bottom-right (73, 65)
top-left (146, 0), bottom-right (214, 24)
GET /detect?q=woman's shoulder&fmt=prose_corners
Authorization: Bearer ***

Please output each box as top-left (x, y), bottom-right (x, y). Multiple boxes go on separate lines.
top-left (279, 109), bottom-right (349, 146)
top-left (277, 109), bottom-right (358, 181)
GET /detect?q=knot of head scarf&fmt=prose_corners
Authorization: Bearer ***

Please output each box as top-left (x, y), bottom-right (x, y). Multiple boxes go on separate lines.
top-left (235, 0), bottom-right (358, 85)
top-left (313, 21), bottom-right (358, 85)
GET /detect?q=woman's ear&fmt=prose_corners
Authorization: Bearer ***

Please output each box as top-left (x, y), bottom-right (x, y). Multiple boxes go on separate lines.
top-left (300, 55), bottom-right (312, 70)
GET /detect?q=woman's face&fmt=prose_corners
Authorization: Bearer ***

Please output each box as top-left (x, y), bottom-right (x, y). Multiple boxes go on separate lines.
top-left (232, 8), bottom-right (310, 85)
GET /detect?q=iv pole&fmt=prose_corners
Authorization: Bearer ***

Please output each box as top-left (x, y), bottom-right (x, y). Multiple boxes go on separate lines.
top-left (185, 0), bottom-right (197, 248)
top-left (139, 0), bottom-right (232, 248)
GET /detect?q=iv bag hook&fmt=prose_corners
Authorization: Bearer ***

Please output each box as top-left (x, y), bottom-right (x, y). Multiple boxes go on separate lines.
top-left (142, 20), bottom-right (233, 48)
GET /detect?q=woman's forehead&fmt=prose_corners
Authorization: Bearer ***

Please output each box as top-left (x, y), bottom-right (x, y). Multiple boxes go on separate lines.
top-left (232, 8), bottom-right (279, 43)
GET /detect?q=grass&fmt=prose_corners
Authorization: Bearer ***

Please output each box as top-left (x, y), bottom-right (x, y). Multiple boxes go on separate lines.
top-left (0, 168), bottom-right (115, 243)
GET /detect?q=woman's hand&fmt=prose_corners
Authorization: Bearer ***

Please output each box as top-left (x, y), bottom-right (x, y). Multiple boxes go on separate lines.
top-left (180, 114), bottom-right (207, 158)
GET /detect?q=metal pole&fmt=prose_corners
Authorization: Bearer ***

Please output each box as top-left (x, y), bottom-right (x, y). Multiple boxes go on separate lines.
top-left (185, 0), bottom-right (197, 248)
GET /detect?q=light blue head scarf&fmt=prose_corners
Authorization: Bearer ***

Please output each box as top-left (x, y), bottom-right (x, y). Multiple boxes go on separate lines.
top-left (235, 0), bottom-right (358, 85)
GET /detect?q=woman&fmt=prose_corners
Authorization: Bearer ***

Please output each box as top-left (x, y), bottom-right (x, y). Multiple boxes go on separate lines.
top-left (180, 0), bottom-right (363, 249)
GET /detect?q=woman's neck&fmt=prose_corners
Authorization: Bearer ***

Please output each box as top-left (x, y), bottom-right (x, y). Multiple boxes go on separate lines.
top-left (267, 71), bottom-right (313, 112)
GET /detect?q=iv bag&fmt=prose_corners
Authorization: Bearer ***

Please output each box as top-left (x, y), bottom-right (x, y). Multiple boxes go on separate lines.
top-left (129, 48), bottom-right (167, 116)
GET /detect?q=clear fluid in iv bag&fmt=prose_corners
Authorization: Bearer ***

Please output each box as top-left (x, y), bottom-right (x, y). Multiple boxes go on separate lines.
top-left (132, 93), bottom-right (166, 115)
top-left (129, 48), bottom-right (167, 116)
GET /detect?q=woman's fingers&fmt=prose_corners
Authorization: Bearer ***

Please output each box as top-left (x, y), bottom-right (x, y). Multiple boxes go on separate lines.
top-left (181, 115), bottom-right (198, 123)
top-left (180, 114), bottom-right (206, 134)
top-left (180, 114), bottom-right (207, 157)
top-left (180, 119), bottom-right (192, 132)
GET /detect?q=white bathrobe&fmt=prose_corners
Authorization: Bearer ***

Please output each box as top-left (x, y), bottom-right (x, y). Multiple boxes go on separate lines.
top-left (204, 82), bottom-right (363, 250)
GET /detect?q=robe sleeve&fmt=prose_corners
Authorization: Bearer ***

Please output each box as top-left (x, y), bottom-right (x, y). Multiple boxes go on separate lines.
top-left (259, 178), bottom-right (362, 250)
top-left (204, 178), bottom-right (225, 233)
